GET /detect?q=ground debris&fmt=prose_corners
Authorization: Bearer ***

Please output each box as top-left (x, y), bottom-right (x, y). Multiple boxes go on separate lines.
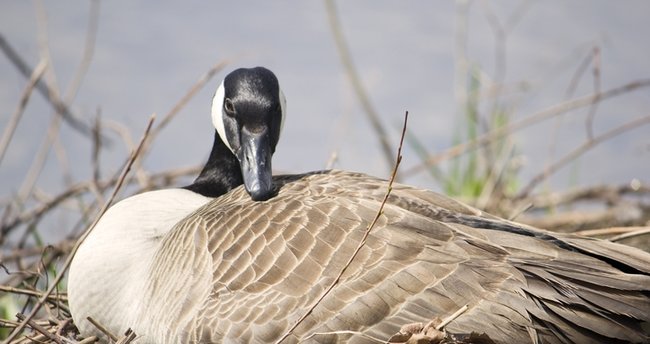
top-left (386, 309), bottom-right (496, 344)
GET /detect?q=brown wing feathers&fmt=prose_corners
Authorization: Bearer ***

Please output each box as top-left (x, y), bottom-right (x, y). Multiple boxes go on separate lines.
top-left (147, 170), bottom-right (650, 343)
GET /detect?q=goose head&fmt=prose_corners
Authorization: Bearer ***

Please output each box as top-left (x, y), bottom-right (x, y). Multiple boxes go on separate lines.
top-left (186, 67), bottom-right (286, 201)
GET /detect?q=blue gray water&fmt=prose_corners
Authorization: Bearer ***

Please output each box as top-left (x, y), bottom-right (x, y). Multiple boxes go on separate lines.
top-left (1, 1), bottom-right (649, 228)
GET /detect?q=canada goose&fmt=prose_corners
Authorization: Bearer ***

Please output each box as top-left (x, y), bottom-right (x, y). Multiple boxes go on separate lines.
top-left (68, 67), bottom-right (650, 344)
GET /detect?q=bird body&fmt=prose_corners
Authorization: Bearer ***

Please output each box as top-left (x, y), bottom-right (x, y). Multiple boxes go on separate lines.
top-left (68, 189), bottom-right (211, 336)
top-left (67, 67), bottom-right (650, 344)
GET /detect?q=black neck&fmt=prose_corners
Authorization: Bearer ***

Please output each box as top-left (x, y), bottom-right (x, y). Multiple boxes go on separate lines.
top-left (184, 131), bottom-right (243, 197)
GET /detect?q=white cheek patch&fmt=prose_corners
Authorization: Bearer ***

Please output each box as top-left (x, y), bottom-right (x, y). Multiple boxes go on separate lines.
top-left (279, 87), bottom-right (286, 134)
top-left (211, 80), bottom-right (234, 153)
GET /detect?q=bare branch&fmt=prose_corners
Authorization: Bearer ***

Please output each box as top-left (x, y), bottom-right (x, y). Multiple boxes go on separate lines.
top-left (87, 316), bottom-right (118, 342)
top-left (585, 47), bottom-right (601, 140)
top-left (435, 304), bottom-right (469, 330)
top-left (575, 227), bottom-right (647, 238)
top-left (0, 33), bottom-right (104, 142)
top-left (0, 285), bottom-right (67, 302)
top-left (526, 181), bottom-right (649, 209)
top-left (0, 60), bottom-right (47, 166)
top-left (1, 164), bottom-right (200, 237)
top-left (610, 227), bottom-right (650, 242)
top-left (62, 0), bottom-right (100, 104)
top-left (150, 60), bottom-right (230, 140)
top-left (14, 313), bottom-right (62, 344)
top-left (403, 79), bottom-right (650, 177)
top-left (324, 0), bottom-right (394, 172)
top-left (134, 59), bottom-right (230, 187)
top-left (517, 114), bottom-right (650, 198)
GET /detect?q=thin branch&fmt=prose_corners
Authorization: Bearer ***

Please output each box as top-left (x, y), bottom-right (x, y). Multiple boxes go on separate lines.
top-left (402, 78), bottom-right (650, 177)
top-left (0, 33), bottom-right (103, 142)
top-left (51, 0), bottom-right (101, 190)
top-left (14, 313), bottom-right (62, 344)
top-left (91, 110), bottom-right (105, 205)
top-left (15, 103), bottom-right (64, 201)
top-left (475, 136), bottom-right (516, 209)
top-left (517, 114), bottom-right (650, 198)
top-left (275, 112), bottom-right (409, 344)
top-left (115, 328), bottom-right (137, 344)
top-left (134, 59), bottom-right (230, 186)
top-left (525, 182), bottom-right (649, 209)
top-left (547, 45), bottom-right (602, 191)
top-left (11, 0), bottom-right (101, 210)
top-left (0, 60), bottom-right (48, 166)
top-left (0, 240), bottom-right (74, 261)
top-left (77, 336), bottom-right (99, 344)
top-left (1, 116), bottom-right (155, 344)
top-left (585, 47), bottom-right (601, 141)
top-left (435, 304), bottom-right (469, 330)
top-left (1, 164), bottom-right (200, 236)
top-left (574, 226), bottom-right (647, 238)
top-left (87, 316), bottom-right (118, 342)
top-left (149, 60), bottom-right (230, 140)
top-left (325, 151), bottom-right (338, 170)
top-left (0, 285), bottom-right (67, 302)
top-left (324, 0), bottom-right (394, 172)
top-left (453, 0), bottom-right (470, 125)
top-left (62, 0), bottom-right (100, 104)
top-left (610, 227), bottom-right (650, 242)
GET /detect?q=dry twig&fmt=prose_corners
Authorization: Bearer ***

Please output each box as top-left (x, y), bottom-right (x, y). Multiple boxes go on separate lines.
top-left (324, 0), bottom-right (394, 172)
top-left (0, 285), bottom-right (67, 302)
top-left (403, 78), bottom-right (650, 177)
top-left (610, 227), bottom-right (650, 243)
top-left (14, 313), bottom-right (62, 344)
top-left (133, 59), bottom-right (230, 188)
top-left (87, 316), bottom-right (118, 342)
top-left (0, 60), bottom-right (48, 166)
top-left (517, 114), bottom-right (650, 198)
top-left (0, 34), bottom-right (101, 141)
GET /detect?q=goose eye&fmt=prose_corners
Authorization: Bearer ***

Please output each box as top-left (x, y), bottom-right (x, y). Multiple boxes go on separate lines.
top-left (224, 98), bottom-right (235, 115)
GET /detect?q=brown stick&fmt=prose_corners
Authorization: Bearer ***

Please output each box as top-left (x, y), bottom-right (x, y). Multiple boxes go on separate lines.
top-left (517, 114), bottom-right (650, 198)
top-left (87, 316), bottom-right (118, 342)
top-left (324, 0), bottom-right (394, 172)
top-left (1, 164), bottom-right (199, 237)
top-left (15, 313), bottom-right (62, 344)
top-left (0, 285), bottom-right (67, 302)
top-left (0, 60), bottom-right (48, 166)
top-left (574, 227), bottom-right (647, 237)
top-left (0, 33), bottom-right (102, 141)
top-left (115, 328), bottom-right (137, 344)
top-left (610, 227), bottom-right (650, 242)
top-left (402, 79), bottom-right (650, 177)
top-left (133, 59), bottom-right (230, 187)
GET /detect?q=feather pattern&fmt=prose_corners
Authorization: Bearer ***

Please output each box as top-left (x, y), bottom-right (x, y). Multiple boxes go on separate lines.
top-left (112, 170), bottom-right (650, 344)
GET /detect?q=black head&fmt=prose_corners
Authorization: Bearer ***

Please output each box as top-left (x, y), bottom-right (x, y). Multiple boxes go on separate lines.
top-left (211, 67), bottom-right (285, 201)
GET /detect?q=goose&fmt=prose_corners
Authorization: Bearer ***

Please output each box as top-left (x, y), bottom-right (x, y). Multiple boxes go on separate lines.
top-left (67, 67), bottom-right (650, 344)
